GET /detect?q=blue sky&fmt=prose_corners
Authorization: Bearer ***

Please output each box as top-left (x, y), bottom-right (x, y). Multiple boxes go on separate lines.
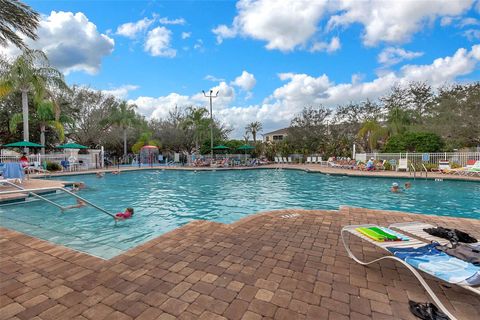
top-left (6, 0), bottom-right (480, 137)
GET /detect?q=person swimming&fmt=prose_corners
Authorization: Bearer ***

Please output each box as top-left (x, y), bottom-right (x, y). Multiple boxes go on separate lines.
top-left (63, 199), bottom-right (86, 210)
top-left (404, 182), bottom-right (411, 189)
top-left (391, 182), bottom-right (401, 193)
top-left (115, 207), bottom-right (134, 221)
top-left (96, 172), bottom-right (105, 178)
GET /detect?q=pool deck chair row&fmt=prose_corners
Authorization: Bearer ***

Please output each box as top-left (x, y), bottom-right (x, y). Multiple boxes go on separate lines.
top-left (341, 222), bottom-right (479, 320)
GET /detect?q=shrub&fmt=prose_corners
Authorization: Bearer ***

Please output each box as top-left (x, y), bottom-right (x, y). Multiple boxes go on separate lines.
top-left (46, 161), bottom-right (62, 171)
top-left (383, 161), bottom-right (392, 171)
top-left (423, 163), bottom-right (438, 171)
top-left (384, 132), bottom-right (444, 153)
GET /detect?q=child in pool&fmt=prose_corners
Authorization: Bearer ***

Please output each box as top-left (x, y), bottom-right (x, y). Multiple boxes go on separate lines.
top-left (115, 207), bottom-right (134, 220)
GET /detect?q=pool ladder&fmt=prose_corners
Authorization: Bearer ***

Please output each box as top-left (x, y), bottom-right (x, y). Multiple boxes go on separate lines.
top-left (0, 181), bottom-right (117, 222)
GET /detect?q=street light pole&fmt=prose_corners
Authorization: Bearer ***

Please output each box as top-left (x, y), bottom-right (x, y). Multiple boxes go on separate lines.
top-left (202, 89), bottom-right (219, 161)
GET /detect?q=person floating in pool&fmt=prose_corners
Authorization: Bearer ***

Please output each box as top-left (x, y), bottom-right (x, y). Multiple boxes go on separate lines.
top-left (111, 170), bottom-right (120, 175)
top-left (96, 172), bottom-right (105, 178)
top-left (391, 182), bottom-right (401, 193)
top-left (63, 199), bottom-right (86, 210)
top-left (404, 182), bottom-right (412, 189)
top-left (115, 207), bottom-right (134, 221)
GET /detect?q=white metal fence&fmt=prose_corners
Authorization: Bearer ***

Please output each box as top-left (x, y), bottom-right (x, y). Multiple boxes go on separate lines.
top-left (356, 152), bottom-right (480, 167)
top-left (0, 151), bottom-right (103, 171)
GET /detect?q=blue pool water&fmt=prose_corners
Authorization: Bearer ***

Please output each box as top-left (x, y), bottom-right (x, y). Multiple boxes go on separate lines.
top-left (1, 169), bottom-right (479, 259)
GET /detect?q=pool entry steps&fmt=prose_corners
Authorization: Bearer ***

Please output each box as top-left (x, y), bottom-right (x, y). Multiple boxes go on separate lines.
top-left (0, 181), bottom-right (117, 221)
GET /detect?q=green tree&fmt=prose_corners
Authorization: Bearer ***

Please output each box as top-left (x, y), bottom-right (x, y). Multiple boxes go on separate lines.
top-left (386, 106), bottom-right (411, 136)
top-left (182, 106), bottom-right (210, 153)
top-left (383, 132), bottom-right (444, 152)
top-left (106, 101), bottom-right (139, 157)
top-left (9, 99), bottom-right (67, 153)
top-left (357, 119), bottom-right (388, 152)
top-left (0, 0), bottom-right (40, 49)
top-left (132, 132), bottom-right (160, 154)
top-left (245, 121), bottom-right (263, 144)
top-left (0, 50), bottom-right (68, 149)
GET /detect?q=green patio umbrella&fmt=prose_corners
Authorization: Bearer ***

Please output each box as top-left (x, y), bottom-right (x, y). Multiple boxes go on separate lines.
top-left (237, 144), bottom-right (255, 151)
top-left (212, 145), bottom-right (229, 150)
top-left (56, 143), bottom-right (88, 149)
top-left (2, 141), bottom-right (44, 148)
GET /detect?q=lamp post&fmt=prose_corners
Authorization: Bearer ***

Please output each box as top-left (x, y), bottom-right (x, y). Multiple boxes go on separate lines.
top-left (202, 89), bottom-right (219, 161)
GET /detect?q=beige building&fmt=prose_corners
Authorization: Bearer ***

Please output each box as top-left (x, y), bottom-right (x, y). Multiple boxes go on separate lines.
top-left (263, 128), bottom-right (288, 143)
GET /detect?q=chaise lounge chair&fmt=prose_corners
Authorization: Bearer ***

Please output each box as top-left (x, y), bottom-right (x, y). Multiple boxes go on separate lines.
top-left (342, 223), bottom-right (480, 320)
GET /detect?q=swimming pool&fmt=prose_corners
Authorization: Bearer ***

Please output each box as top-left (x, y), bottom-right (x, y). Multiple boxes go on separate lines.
top-left (1, 169), bottom-right (479, 259)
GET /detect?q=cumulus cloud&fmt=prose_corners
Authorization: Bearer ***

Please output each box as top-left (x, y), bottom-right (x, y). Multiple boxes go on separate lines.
top-left (144, 26), bottom-right (176, 57)
top-left (116, 17), bottom-right (154, 38)
top-left (131, 45), bottom-right (480, 138)
top-left (0, 11), bottom-right (114, 75)
top-left (328, 0), bottom-right (474, 46)
top-left (310, 37), bottom-right (341, 53)
top-left (213, 0), bottom-right (475, 51)
top-left (213, 0), bottom-right (328, 51)
top-left (181, 32), bottom-right (191, 39)
top-left (378, 47), bottom-right (424, 66)
top-left (102, 85), bottom-right (139, 99)
top-left (232, 71), bottom-right (256, 91)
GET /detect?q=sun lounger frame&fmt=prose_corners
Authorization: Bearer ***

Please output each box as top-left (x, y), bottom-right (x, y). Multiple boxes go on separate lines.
top-left (341, 223), bottom-right (480, 320)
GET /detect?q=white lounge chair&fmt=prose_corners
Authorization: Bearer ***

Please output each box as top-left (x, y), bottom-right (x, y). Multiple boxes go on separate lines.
top-left (342, 223), bottom-right (480, 320)
top-left (306, 156), bottom-right (312, 164)
top-left (397, 158), bottom-right (408, 171)
top-left (287, 157), bottom-right (292, 163)
top-left (281, 157), bottom-right (287, 163)
top-left (274, 157), bottom-right (280, 164)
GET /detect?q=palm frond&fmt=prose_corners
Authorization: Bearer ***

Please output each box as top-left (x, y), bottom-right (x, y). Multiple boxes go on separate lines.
top-left (9, 112), bottom-right (23, 133)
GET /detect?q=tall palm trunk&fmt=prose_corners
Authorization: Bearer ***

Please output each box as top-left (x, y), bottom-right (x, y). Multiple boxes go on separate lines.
top-left (21, 90), bottom-right (29, 152)
top-left (123, 127), bottom-right (127, 157)
top-left (40, 124), bottom-right (46, 155)
top-left (253, 131), bottom-right (256, 144)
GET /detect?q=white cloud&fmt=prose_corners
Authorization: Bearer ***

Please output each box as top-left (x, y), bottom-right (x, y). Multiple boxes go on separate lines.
top-left (213, 0), bottom-right (475, 51)
top-left (232, 71), bottom-right (256, 91)
top-left (458, 17), bottom-right (480, 28)
top-left (213, 0), bottom-right (329, 51)
top-left (328, 0), bottom-right (474, 46)
top-left (116, 17), bottom-right (154, 38)
top-left (204, 75), bottom-right (225, 82)
top-left (102, 85), bottom-right (139, 99)
top-left (310, 37), bottom-right (341, 53)
top-left (378, 47), bottom-right (424, 66)
top-left (158, 17), bottom-right (186, 25)
top-left (463, 29), bottom-right (480, 40)
top-left (0, 11), bottom-right (114, 75)
top-left (181, 32), bottom-right (191, 39)
top-left (144, 26), bottom-right (176, 57)
top-left (193, 39), bottom-right (204, 52)
top-left (131, 45), bottom-right (480, 138)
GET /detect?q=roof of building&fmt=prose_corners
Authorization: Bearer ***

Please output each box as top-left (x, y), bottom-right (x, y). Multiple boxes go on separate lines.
top-left (263, 128), bottom-right (289, 136)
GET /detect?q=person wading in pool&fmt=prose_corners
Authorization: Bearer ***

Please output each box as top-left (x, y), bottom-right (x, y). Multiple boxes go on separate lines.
top-left (115, 207), bottom-right (134, 221)
top-left (391, 182), bottom-right (401, 193)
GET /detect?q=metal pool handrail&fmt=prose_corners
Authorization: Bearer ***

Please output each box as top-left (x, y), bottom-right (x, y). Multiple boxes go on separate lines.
top-left (0, 185), bottom-right (117, 220)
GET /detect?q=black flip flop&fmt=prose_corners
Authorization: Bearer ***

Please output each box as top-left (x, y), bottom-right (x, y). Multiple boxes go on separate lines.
top-left (409, 301), bottom-right (450, 320)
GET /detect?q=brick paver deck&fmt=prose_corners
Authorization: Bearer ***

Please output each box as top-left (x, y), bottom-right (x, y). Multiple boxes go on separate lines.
top-left (1, 207), bottom-right (479, 319)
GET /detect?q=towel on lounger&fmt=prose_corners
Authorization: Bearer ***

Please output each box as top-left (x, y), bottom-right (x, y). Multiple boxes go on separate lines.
top-left (387, 243), bottom-right (480, 285)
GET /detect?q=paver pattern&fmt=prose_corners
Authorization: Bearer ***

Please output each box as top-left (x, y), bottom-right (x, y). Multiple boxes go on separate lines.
top-left (1, 207), bottom-right (479, 319)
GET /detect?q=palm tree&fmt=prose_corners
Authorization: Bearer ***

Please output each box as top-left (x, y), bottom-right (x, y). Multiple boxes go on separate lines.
top-left (0, 0), bottom-right (40, 49)
top-left (387, 107), bottom-right (411, 136)
top-left (245, 121), bottom-right (263, 144)
top-left (9, 99), bottom-right (66, 154)
top-left (0, 50), bottom-right (68, 150)
top-left (107, 101), bottom-right (138, 157)
top-left (182, 106), bottom-right (210, 153)
top-left (357, 119), bottom-right (388, 152)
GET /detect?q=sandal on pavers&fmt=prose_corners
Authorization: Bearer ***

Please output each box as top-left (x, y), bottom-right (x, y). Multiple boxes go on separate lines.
top-left (409, 301), bottom-right (450, 320)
